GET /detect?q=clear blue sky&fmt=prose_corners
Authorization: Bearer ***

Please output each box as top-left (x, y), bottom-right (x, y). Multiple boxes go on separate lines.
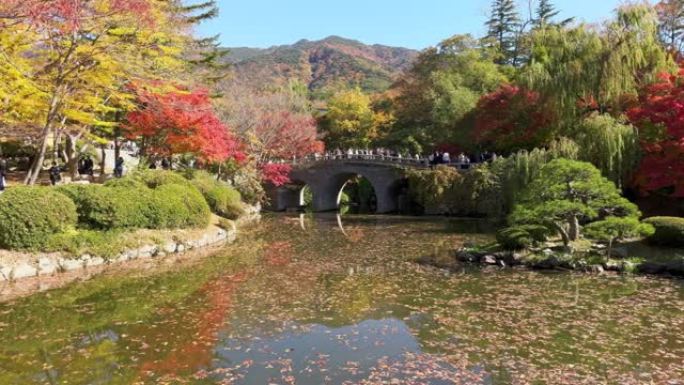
top-left (196, 0), bottom-right (625, 49)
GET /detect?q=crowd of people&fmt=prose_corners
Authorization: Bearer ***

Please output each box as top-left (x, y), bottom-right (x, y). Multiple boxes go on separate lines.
top-left (0, 143), bottom-right (501, 192)
top-left (269, 148), bottom-right (498, 169)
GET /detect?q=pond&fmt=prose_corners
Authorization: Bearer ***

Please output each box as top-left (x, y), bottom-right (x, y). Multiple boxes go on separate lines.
top-left (0, 214), bottom-right (682, 385)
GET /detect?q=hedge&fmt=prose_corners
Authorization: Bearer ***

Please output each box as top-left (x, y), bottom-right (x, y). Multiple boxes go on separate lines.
top-left (152, 184), bottom-right (211, 229)
top-left (643, 217), bottom-right (684, 247)
top-left (0, 187), bottom-right (77, 249)
top-left (136, 170), bottom-right (192, 189)
top-left (188, 170), bottom-right (219, 195)
top-left (188, 171), bottom-right (245, 220)
top-left (205, 186), bottom-right (244, 220)
top-left (57, 185), bottom-right (155, 230)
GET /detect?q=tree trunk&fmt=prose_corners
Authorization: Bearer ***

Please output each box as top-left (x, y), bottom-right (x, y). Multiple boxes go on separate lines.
top-left (569, 215), bottom-right (580, 241)
top-left (66, 134), bottom-right (79, 179)
top-left (26, 90), bottom-right (62, 185)
top-left (26, 129), bottom-right (51, 185)
top-left (607, 238), bottom-right (613, 259)
top-left (53, 128), bottom-right (62, 162)
top-left (114, 136), bottom-right (120, 161)
top-left (553, 222), bottom-right (571, 246)
top-left (99, 145), bottom-right (107, 181)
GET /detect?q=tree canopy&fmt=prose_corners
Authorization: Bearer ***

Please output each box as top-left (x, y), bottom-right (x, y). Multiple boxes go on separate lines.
top-left (510, 159), bottom-right (641, 245)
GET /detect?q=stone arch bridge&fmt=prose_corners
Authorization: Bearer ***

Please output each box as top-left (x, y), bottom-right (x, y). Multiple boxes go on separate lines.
top-left (264, 155), bottom-right (472, 213)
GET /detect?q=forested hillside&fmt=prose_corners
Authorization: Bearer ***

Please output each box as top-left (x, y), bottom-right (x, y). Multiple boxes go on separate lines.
top-left (225, 36), bottom-right (418, 98)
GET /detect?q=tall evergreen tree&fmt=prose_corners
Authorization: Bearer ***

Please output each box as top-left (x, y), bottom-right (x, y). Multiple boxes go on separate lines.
top-left (534, 0), bottom-right (559, 28)
top-left (533, 0), bottom-right (573, 30)
top-left (486, 0), bottom-right (521, 65)
top-left (177, 1), bottom-right (232, 84)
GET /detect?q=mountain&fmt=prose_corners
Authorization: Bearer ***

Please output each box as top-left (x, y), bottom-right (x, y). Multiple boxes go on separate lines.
top-left (225, 36), bottom-right (419, 97)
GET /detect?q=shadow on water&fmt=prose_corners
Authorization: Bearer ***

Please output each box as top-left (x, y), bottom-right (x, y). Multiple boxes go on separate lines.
top-left (0, 214), bottom-right (681, 384)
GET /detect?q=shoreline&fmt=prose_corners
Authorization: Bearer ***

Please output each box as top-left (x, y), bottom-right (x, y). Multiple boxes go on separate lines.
top-left (415, 247), bottom-right (684, 278)
top-left (0, 209), bottom-right (261, 302)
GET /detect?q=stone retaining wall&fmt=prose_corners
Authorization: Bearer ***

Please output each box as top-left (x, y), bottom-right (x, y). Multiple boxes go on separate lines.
top-left (0, 225), bottom-right (237, 282)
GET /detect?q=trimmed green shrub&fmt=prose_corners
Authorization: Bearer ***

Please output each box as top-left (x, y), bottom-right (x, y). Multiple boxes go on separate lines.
top-left (136, 170), bottom-right (192, 189)
top-left (189, 170), bottom-right (220, 195)
top-left (643, 217), bottom-right (684, 247)
top-left (188, 171), bottom-right (245, 220)
top-left (152, 184), bottom-right (211, 229)
top-left (205, 186), bottom-right (244, 220)
top-left (103, 177), bottom-right (147, 189)
top-left (58, 185), bottom-right (154, 230)
top-left (497, 225), bottom-right (550, 250)
top-left (0, 187), bottom-right (77, 249)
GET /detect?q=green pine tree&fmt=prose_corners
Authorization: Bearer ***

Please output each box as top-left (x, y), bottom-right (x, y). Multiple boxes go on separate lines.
top-left (485, 0), bottom-right (521, 65)
top-left (179, 1), bottom-right (232, 84)
top-left (534, 0), bottom-right (559, 28)
top-left (533, 0), bottom-right (573, 29)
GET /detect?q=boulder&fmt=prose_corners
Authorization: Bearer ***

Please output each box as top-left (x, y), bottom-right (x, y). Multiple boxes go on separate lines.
top-left (454, 250), bottom-right (477, 263)
top-left (163, 241), bottom-right (178, 254)
top-left (137, 245), bottom-right (157, 259)
top-left (79, 254), bottom-right (92, 265)
top-left (124, 249), bottom-right (138, 260)
top-left (38, 257), bottom-right (58, 275)
top-left (603, 260), bottom-right (622, 272)
top-left (481, 255), bottom-right (498, 265)
top-left (587, 264), bottom-right (605, 274)
top-left (13, 263), bottom-right (38, 279)
top-left (58, 258), bottom-right (84, 271)
top-left (115, 253), bottom-right (129, 263)
top-left (86, 256), bottom-right (105, 267)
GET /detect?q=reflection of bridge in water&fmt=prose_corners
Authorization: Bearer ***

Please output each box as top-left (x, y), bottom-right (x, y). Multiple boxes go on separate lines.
top-left (264, 156), bottom-right (473, 214)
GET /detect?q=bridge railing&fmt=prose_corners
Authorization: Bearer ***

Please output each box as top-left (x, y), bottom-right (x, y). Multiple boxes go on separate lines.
top-left (265, 154), bottom-right (476, 170)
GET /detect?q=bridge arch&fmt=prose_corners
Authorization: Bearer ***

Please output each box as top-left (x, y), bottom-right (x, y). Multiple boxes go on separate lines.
top-left (266, 160), bottom-right (409, 213)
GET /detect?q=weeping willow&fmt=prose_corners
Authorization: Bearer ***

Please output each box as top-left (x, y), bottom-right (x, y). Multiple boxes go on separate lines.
top-left (574, 113), bottom-right (640, 189)
top-left (522, 4), bottom-right (673, 125)
top-left (490, 138), bottom-right (580, 212)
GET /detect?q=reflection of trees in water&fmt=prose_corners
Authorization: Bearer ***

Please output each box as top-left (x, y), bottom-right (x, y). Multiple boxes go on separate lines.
top-left (134, 273), bottom-right (247, 380)
top-left (0, 241), bottom-right (262, 385)
top-left (2, 217), bottom-right (682, 385)
top-left (340, 176), bottom-right (376, 214)
top-left (300, 176), bottom-right (377, 214)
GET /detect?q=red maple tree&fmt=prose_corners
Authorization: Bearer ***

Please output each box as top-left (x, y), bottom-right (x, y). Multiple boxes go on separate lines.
top-left (126, 83), bottom-right (244, 163)
top-left (259, 163), bottom-right (292, 187)
top-left (254, 110), bottom-right (324, 160)
top-left (473, 85), bottom-right (555, 154)
top-left (627, 69), bottom-right (684, 197)
top-left (249, 110), bottom-right (323, 186)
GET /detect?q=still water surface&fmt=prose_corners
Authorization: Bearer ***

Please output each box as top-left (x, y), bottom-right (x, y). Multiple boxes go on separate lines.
top-left (0, 214), bottom-right (682, 385)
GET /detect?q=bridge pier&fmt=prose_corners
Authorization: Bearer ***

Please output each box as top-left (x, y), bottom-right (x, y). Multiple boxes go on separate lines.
top-left (265, 184), bottom-right (304, 211)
